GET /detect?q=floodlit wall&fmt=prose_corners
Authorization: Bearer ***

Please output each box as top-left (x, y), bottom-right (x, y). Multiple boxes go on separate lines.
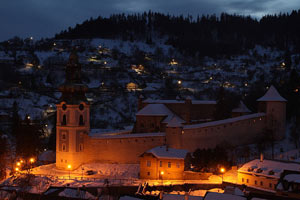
top-left (181, 114), bottom-right (267, 152)
top-left (140, 154), bottom-right (185, 180)
top-left (56, 101), bottom-right (90, 170)
top-left (82, 134), bottom-right (165, 165)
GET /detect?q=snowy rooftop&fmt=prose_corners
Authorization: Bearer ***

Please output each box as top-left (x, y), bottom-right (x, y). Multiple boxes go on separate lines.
top-left (238, 159), bottom-right (300, 179)
top-left (137, 104), bottom-right (185, 124)
top-left (184, 113), bottom-right (265, 130)
top-left (283, 174), bottom-right (300, 183)
top-left (143, 98), bottom-right (216, 105)
top-left (145, 146), bottom-right (188, 160)
top-left (257, 85), bottom-right (287, 102)
top-left (38, 150), bottom-right (55, 162)
top-left (204, 192), bottom-right (246, 200)
top-left (232, 101), bottom-right (251, 113)
top-left (167, 116), bottom-right (183, 127)
top-left (90, 132), bottom-right (165, 139)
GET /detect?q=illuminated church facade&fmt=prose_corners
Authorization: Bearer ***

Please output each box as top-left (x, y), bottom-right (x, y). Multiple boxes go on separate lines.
top-left (56, 52), bottom-right (287, 170)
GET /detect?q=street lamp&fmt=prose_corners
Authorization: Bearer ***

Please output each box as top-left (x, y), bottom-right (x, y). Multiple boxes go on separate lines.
top-left (29, 158), bottom-right (35, 173)
top-left (160, 171), bottom-right (164, 185)
top-left (67, 164), bottom-right (72, 179)
top-left (220, 167), bottom-right (225, 183)
top-left (81, 167), bottom-right (84, 180)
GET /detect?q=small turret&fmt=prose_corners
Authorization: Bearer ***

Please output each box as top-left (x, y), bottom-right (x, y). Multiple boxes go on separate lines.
top-left (257, 85), bottom-right (287, 140)
top-left (165, 116), bottom-right (183, 149)
top-left (184, 96), bottom-right (192, 123)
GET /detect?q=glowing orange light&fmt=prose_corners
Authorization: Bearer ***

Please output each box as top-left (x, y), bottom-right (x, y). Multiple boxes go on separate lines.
top-left (30, 158), bottom-right (35, 163)
top-left (15, 167), bottom-right (19, 171)
top-left (67, 164), bottom-right (72, 169)
top-left (16, 162), bottom-right (21, 166)
top-left (220, 168), bottom-right (225, 173)
top-left (160, 171), bottom-right (164, 175)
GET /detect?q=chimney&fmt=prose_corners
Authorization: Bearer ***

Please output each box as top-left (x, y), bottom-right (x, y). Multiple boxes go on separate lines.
top-left (260, 153), bottom-right (264, 162)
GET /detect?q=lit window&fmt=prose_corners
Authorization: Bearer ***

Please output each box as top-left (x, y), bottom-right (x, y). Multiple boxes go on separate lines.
top-left (255, 180), bottom-right (257, 185)
top-left (147, 172), bottom-right (150, 176)
top-left (168, 162), bottom-right (171, 168)
top-left (246, 179), bottom-right (249, 183)
top-left (160, 161), bottom-right (162, 167)
top-left (260, 181), bottom-right (263, 186)
top-left (176, 162), bottom-right (180, 168)
top-left (147, 160), bottom-right (151, 167)
top-left (242, 178), bottom-right (244, 182)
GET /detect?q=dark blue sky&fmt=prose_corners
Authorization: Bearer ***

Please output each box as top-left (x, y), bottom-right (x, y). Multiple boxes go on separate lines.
top-left (0, 0), bottom-right (299, 41)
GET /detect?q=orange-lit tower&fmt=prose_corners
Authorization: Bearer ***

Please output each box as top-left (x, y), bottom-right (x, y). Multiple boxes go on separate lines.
top-left (56, 51), bottom-right (90, 170)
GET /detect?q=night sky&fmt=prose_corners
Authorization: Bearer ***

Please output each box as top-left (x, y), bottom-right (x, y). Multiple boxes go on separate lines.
top-left (0, 0), bottom-right (299, 41)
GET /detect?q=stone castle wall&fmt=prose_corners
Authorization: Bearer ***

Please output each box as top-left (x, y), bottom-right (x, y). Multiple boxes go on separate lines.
top-left (73, 113), bottom-right (267, 169)
top-left (81, 133), bottom-right (166, 165)
top-left (180, 113), bottom-right (266, 151)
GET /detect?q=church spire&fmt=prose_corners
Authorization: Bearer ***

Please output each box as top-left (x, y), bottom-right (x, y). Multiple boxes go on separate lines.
top-left (59, 50), bottom-right (88, 104)
top-left (65, 50), bottom-right (82, 84)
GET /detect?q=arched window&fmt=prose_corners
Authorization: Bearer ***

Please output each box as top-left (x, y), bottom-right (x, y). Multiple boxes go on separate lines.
top-left (62, 115), bottom-right (67, 125)
top-left (62, 143), bottom-right (66, 152)
top-left (79, 115), bottom-right (84, 125)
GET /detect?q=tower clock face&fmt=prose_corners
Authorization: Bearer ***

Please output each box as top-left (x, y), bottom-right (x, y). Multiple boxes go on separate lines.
top-left (79, 104), bottom-right (84, 110)
top-left (62, 104), bottom-right (67, 110)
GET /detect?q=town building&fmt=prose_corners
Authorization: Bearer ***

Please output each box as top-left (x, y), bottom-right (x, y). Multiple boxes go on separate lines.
top-left (237, 158), bottom-right (300, 191)
top-left (56, 52), bottom-right (287, 170)
top-left (139, 146), bottom-right (188, 180)
top-left (276, 171), bottom-right (300, 198)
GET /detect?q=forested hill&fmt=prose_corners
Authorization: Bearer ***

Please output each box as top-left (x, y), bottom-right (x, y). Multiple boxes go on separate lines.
top-left (55, 10), bottom-right (300, 57)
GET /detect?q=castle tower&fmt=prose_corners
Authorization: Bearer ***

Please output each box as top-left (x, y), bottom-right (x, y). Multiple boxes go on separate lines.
top-left (184, 96), bottom-right (192, 123)
top-left (257, 85), bottom-right (287, 140)
top-left (165, 116), bottom-right (183, 149)
top-left (56, 51), bottom-right (90, 170)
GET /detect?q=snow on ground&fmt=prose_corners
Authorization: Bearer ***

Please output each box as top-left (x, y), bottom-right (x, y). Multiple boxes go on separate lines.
top-left (58, 188), bottom-right (96, 199)
top-left (30, 163), bottom-right (138, 179)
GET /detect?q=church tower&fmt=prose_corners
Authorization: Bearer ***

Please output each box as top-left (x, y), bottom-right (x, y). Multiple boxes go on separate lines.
top-left (56, 51), bottom-right (90, 170)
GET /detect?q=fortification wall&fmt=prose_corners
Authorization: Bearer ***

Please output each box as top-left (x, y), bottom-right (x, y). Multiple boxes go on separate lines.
top-left (82, 133), bottom-right (165, 164)
top-left (181, 113), bottom-right (266, 152)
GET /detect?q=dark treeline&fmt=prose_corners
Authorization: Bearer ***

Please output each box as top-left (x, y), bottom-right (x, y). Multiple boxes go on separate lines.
top-left (55, 10), bottom-right (300, 57)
